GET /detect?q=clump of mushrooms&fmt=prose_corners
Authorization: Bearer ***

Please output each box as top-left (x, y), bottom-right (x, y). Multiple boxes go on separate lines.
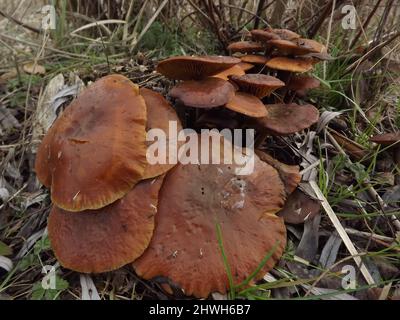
top-left (35, 27), bottom-right (330, 298)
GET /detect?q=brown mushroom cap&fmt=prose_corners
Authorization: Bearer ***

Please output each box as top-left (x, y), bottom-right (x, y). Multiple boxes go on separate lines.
top-left (240, 54), bottom-right (269, 65)
top-left (35, 74), bottom-right (147, 211)
top-left (277, 189), bottom-right (321, 224)
top-left (227, 41), bottom-right (264, 53)
top-left (48, 176), bottom-right (164, 273)
top-left (267, 28), bottom-right (300, 40)
top-left (225, 92), bottom-right (267, 117)
top-left (170, 78), bottom-right (235, 108)
top-left (268, 39), bottom-right (316, 56)
top-left (251, 29), bottom-right (280, 42)
top-left (370, 133), bottom-right (400, 145)
top-left (237, 61), bottom-right (255, 71)
top-left (266, 57), bottom-right (314, 73)
top-left (255, 150), bottom-right (301, 196)
top-left (293, 38), bottom-right (326, 54)
top-left (286, 75), bottom-right (320, 91)
top-left (256, 103), bottom-right (319, 135)
top-left (212, 64), bottom-right (245, 80)
top-left (141, 88), bottom-right (183, 179)
top-left (229, 74), bottom-right (285, 98)
top-left (156, 56), bottom-right (241, 80)
top-left (133, 133), bottom-right (287, 298)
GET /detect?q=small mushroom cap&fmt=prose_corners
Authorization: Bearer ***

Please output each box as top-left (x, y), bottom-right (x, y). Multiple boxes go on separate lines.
top-left (251, 29), bottom-right (280, 42)
top-left (48, 177), bottom-right (164, 273)
top-left (227, 41), bottom-right (264, 53)
top-left (240, 54), bottom-right (269, 65)
top-left (277, 189), bottom-right (321, 224)
top-left (229, 74), bottom-right (285, 98)
top-left (268, 39), bottom-right (316, 56)
top-left (370, 133), bottom-right (400, 145)
top-left (266, 57), bottom-right (314, 72)
top-left (212, 64), bottom-right (245, 80)
top-left (256, 103), bottom-right (319, 135)
top-left (255, 150), bottom-right (301, 196)
top-left (294, 38), bottom-right (326, 54)
top-left (141, 88), bottom-right (183, 179)
top-left (170, 78), bottom-right (235, 108)
top-left (133, 133), bottom-right (287, 298)
top-left (267, 28), bottom-right (300, 40)
top-left (237, 61), bottom-right (255, 71)
top-left (156, 55), bottom-right (241, 80)
top-left (286, 75), bottom-right (320, 91)
top-left (225, 92), bottom-right (267, 117)
top-left (35, 74), bottom-right (147, 211)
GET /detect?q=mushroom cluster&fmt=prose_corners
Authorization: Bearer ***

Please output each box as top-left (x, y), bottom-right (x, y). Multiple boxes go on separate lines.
top-left (35, 27), bottom-right (328, 299)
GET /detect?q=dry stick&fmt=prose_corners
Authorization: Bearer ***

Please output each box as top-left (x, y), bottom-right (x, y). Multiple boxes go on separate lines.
top-left (349, 0), bottom-right (384, 49)
top-left (326, 130), bottom-right (400, 232)
top-left (323, 0), bottom-right (336, 80)
top-left (309, 180), bottom-right (376, 286)
top-left (307, 0), bottom-right (344, 39)
top-left (253, 0), bottom-right (266, 29)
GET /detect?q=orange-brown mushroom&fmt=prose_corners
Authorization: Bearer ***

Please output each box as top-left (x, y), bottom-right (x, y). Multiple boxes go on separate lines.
top-left (277, 189), bottom-right (321, 224)
top-left (251, 29), bottom-right (280, 42)
top-left (170, 77), bottom-right (235, 108)
top-left (141, 88), bottom-right (183, 179)
top-left (212, 64), bottom-right (245, 80)
top-left (35, 74), bottom-right (147, 211)
top-left (286, 75), bottom-right (320, 96)
top-left (240, 54), bottom-right (269, 65)
top-left (293, 38), bottom-right (326, 54)
top-left (48, 176), bottom-right (164, 273)
top-left (134, 133), bottom-right (287, 298)
top-left (267, 39), bottom-right (317, 56)
top-left (237, 61), bottom-right (255, 71)
top-left (256, 103), bottom-right (319, 135)
top-left (266, 57), bottom-right (314, 73)
top-left (225, 92), bottom-right (267, 117)
top-left (229, 74), bottom-right (285, 98)
top-left (227, 41), bottom-right (264, 53)
top-left (267, 28), bottom-right (300, 41)
top-left (156, 56), bottom-right (241, 80)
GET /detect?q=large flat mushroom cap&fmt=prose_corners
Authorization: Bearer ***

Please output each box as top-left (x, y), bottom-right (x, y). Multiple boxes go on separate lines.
top-left (170, 78), bottom-right (235, 108)
top-left (227, 41), bottom-right (264, 53)
top-left (156, 55), bottom-right (241, 80)
top-left (370, 132), bottom-right (400, 145)
top-left (141, 88), bottom-right (183, 179)
top-left (266, 57), bottom-right (313, 72)
top-left (230, 74), bottom-right (285, 98)
top-left (257, 103), bottom-right (319, 135)
top-left (35, 74), bottom-right (147, 211)
top-left (133, 133), bottom-right (287, 298)
top-left (48, 177), bottom-right (164, 273)
top-left (225, 92), bottom-right (267, 117)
